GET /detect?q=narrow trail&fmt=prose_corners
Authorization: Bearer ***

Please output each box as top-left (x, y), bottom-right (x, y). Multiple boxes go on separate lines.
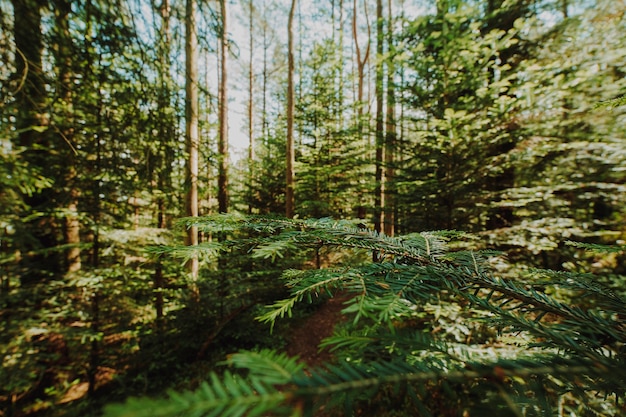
top-left (285, 294), bottom-right (350, 367)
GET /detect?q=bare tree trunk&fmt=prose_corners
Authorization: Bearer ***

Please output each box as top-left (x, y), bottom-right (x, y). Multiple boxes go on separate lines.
top-left (374, 0), bottom-right (384, 236)
top-left (383, 0), bottom-right (395, 237)
top-left (52, 0), bottom-right (82, 273)
top-left (247, 0), bottom-right (255, 185)
top-left (218, 0), bottom-right (229, 213)
top-left (352, 0), bottom-right (370, 219)
top-left (285, 0), bottom-right (297, 218)
top-left (247, 0), bottom-right (256, 214)
top-left (154, 0), bottom-right (173, 328)
top-left (262, 11), bottom-right (268, 145)
top-left (185, 0), bottom-right (199, 292)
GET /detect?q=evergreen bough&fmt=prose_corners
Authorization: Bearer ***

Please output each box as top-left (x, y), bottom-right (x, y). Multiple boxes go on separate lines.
top-left (106, 214), bottom-right (626, 416)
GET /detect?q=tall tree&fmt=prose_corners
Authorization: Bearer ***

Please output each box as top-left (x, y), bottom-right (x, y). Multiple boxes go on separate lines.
top-left (52, 0), bottom-right (81, 274)
top-left (11, 0), bottom-right (61, 281)
top-left (247, 0), bottom-right (255, 194)
top-left (185, 0), bottom-right (200, 285)
top-left (383, 0), bottom-right (395, 237)
top-left (352, 0), bottom-right (370, 136)
top-left (285, 0), bottom-right (297, 218)
top-left (352, 0), bottom-right (370, 220)
top-left (153, 0), bottom-right (174, 327)
top-left (218, 0), bottom-right (229, 213)
top-left (373, 0), bottom-right (384, 235)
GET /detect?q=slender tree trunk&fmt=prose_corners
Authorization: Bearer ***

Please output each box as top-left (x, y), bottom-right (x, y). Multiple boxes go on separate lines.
top-left (262, 21), bottom-right (268, 144)
top-left (52, 0), bottom-right (82, 273)
top-left (374, 0), bottom-right (384, 235)
top-left (336, 0), bottom-right (344, 133)
top-left (353, 0), bottom-right (370, 132)
top-left (218, 0), bottom-right (229, 213)
top-left (285, 0), bottom-right (297, 218)
top-left (248, 0), bottom-right (255, 213)
top-left (185, 0), bottom-right (199, 291)
top-left (383, 0), bottom-right (395, 237)
top-left (154, 0), bottom-right (172, 328)
top-left (352, 0), bottom-right (370, 220)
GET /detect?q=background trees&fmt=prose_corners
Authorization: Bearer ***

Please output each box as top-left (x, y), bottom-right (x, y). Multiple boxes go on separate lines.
top-left (0, 0), bottom-right (624, 415)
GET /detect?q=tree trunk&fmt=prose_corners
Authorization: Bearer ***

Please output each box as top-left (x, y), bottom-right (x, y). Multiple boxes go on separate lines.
top-left (185, 0), bottom-right (199, 291)
top-left (374, 0), bottom-right (384, 235)
top-left (218, 0), bottom-right (229, 214)
top-left (154, 0), bottom-right (173, 328)
top-left (52, 0), bottom-right (81, 273)
top-left (383, 0), bottom-right (395, 237)
top-left (352, 0), bottom-right (370, 220)
top-left (12, 0), bottom-right (60, 282)
top-left (285, 0), bottom-right (297, 218)
top-left (247, 0), bottom-right (255, 215)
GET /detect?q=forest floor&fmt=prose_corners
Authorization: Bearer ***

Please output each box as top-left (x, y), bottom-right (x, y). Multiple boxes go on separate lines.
top-left (285, 293), bottom-right (350, 367)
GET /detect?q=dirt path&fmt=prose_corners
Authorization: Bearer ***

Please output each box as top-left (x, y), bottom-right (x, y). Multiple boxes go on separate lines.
top-left (285, 294), bottom-right (350, 367)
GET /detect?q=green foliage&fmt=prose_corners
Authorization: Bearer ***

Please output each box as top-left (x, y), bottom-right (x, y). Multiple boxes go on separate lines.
top-left (105, 215), bottom-right (626, 416)
top-left (398, 1), bottom-right (524, 232)
top-left (295, 38), bottom-right (368, 219)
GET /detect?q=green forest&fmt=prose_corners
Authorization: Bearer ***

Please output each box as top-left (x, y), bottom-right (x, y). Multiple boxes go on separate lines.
top-left (1, 0), bottom-right (626, 415)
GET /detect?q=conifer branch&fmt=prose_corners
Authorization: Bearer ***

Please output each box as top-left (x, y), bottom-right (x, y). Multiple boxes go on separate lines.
top-left (111, 214), bottom-right (626, 416)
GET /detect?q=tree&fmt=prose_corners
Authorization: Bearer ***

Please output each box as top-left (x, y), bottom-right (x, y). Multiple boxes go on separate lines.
top-left (351, 0), bottom-right (371, 220)
top-left (383, 0), bottom-right (395, 237)
top-left (397, 0), bottom-right (526, 232)
top-left (486, 0), bottom-right (626, 266)
top-left (285, 0), bottom-right (297, 218)
top-left (373, 0), bottom-right (384, 236)
top-left (246, 0), bottom-right (255, 215)
top-left (185, 0), bottom-right (200, 284)
top-left (52, 0), bottom-right (81, 274)
top-left (218, 0), bottom-right (229, 213)
top-left (11, 0), bottom-right (60, 282)
top-left (295, 39), bottom-right (356, 218)
top-left (153, 0), bottom-right (174, 328)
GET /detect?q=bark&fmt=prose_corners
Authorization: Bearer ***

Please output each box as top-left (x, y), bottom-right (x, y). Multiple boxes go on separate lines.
top-left (352, 0), bottom-right (370, 220)
top-left (185, 0), bottom-right (199, 288)
top-left (154, 0), bottom-right (172, 328)
top-left (248, 0), bottom-right (255, 168)
top-left (247, 0), bottom-right (256, 214)
top-left (352, 0), bottom-right (370, 132)
top-left (285, 0), bottom-right (297, 218)
top-left (373, 0), bottom-right (384, 235)
top-left (52, 0), bottom-right (82, 273)
top-left (383, 0), bottom-right (395, 237)
top-left (218, 0), bottom-right (229, 213)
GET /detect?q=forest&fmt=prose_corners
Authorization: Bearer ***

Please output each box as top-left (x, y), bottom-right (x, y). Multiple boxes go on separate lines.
top-left (1, 0), bottom-right (625, 415)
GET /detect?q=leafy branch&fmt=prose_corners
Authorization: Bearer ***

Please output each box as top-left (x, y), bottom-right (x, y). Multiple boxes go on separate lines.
top-left (106, 215), bottom-right (626, 416)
